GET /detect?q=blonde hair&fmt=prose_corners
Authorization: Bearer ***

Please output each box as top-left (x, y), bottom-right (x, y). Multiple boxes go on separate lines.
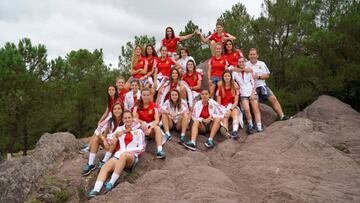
top-left (131, 45), bottom-right (143, 68)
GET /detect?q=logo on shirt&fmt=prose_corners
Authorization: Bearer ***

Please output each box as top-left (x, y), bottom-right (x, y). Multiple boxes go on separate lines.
top-left (220, 60), bottom-right (224, 64)
top-left (139, 61), bottom-right (143, 65)
top-left (148, 109), bottom-right (153, 114)
top-left (165, 61), bottom-right (169, 64)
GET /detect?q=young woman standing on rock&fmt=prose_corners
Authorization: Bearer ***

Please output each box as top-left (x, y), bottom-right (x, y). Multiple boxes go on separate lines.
top-left (216, 70), bottom-right (241, 139)
top-left (133, 87), bottom-right (167, 159)
top-left (143, 45), bottom-right (158, 94)
top-left (88, 110), bottom-right (145, 197)
top-left (208, 43), bottom-right (229, 98)
top-left (233, 57), bottom-right (262, 134)
top-left (160, 89), bottom-right (190, 144)
top-left (125, 45), bottom-right (148, 89)
top-left (161, 26), bottom-right (197, 58)
top-left (82, 102), bottom-right (123, 176)
top-left (184, 89), bottom-right (225, 151)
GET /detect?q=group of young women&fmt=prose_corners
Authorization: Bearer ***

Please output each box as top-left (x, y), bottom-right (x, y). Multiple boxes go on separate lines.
top-left (82, 22), bottom-right (290, 198)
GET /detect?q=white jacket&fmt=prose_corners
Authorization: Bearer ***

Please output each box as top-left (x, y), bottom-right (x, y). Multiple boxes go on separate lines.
top-left (113, 124), bottom-right (145, 158)
top-left (233, 71), bottom-right (255, 97)
top-left (160, 99), bottom-right (189, 123)
top-left (192, 99), bottom-right (225, 122)
top-left (124, 90), bottom-right (141, 110)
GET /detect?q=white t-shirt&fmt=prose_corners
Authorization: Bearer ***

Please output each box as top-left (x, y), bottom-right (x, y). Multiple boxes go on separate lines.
top-left (245, 60), bottom-right (270, 88)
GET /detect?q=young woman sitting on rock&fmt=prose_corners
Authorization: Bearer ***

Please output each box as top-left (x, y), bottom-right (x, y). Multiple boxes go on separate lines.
top-left (216, 70), bottom-right (241, 139)
top-left (82, 102), bottom-right (123, 176)
top-left (233, 57), bottom-right (263, 134)
top-left (160, 89), bottom-right (190, 144)
top-left (88, 110), bottom-right (145, 198)
top-left (124, 79), bottom-right (141, 111)
top-left (184, 89), bottom-right (225, 151)
top-left (133, 87), bottom-right (167, 159)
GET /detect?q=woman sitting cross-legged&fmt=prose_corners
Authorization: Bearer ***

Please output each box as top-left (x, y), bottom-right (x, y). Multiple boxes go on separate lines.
top-left (183, 89), bottom-right (225, 151)
top-left (88, 110), bottom-right (145, 198)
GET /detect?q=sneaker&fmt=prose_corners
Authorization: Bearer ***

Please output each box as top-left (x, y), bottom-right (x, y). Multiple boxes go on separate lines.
top-left (104, 182), bottom-right (113, 192)
top-left (179, 135), bottom-right (185, 144)
top-left (246, 125), bottom-right (254, 135)
top-left (219, 126), bottom-right (231, 139)
top-left (166, 133), bottom-right (172, 142)
top-left (184, 141), bottom-right (196, 151)
top-left (257, 124), bottom-right (264, 133)
top-left (231, 131), bottom-right (239, 139)
top-left (88, 189), bottom-right (99, 199)
top-left (204, 139), bottom-right (214, 148)
top-left (156, 150), bottom-right (166, 159)
top-left (98, 161), bottom-right (105, 169)
top-left (82, 164), bottom-right (96, 176)
top-left (280, 115), bottom-right (290, 121)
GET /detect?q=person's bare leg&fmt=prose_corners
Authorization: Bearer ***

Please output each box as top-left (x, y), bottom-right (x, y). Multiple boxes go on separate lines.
top-left (162, 114), bottom-right (172, 134)
top-left (210, 40), bottom-right (216, 56)
top-left (268, 95), bottom-right (284, 118)
top-left (209, 119), bottom-right (221, 139)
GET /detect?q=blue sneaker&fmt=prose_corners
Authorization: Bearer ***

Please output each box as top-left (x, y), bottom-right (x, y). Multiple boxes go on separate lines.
top-left (88, 189), bottom-right (99, 198)
top-left (104, 182), bottom-right (113, 192)
top-left (166, 133), bottom-right (172, 141)
top-left (79, 144), bottom-right (89, 154)
top-left (82, 164), bottom-right (96, 176)
top-left (231, 131), bottom-right (239, 139)
top-left (204, 139), bottom-right (214, 148)
top-left (184, 141), bottom-right (196, 151)
top-left (246, 125), bottom-right (254, 135)
top-left (179, 135), bottom-right (185, 144)
top-left (156, 150), bottom-right (166, 159)
top-left (98, 161), bottom-right (105, 169)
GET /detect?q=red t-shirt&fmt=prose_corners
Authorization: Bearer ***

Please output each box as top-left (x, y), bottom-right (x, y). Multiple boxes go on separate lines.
top-left (209, 32), bottom-right (229, 43)
top-left (182, 72), bottom-right (202, 92)
top-left (135, 102), bottom-right (158, 123)
top-left (157, 57), bottom-right (175, 77)
top-left (161, 37), bottom-right (180, 53)
top-left (200, 104), bottom-right (210, 119)
top-left (146, 56), bottom-right (158, 74)
top-left (118, 88), bottom-right (129, 104)
top-left (132, 56), bottom-right (148, 79)
top-left (217, 86), bottom-right (235, 106)
top-left (108, 97), bottom-right (116, 111)
top-left (224, 50), bottom-right (242, 67)
top-left (209, 55), bottom-right (228, 77)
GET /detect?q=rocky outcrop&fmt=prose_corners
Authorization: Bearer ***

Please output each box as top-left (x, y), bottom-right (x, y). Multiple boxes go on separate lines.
top-left (2, 95), bottom-right (360, 203)
top-left (0, 132), bottom-right (80, 203)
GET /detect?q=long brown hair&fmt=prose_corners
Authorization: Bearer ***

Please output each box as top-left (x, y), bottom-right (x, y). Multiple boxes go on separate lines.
top-left (224, 39), bottom-right (236, 54)
top-left (165, 27), bottom-right (175, 40)
top-left (169, 89), bottom-right (182, 111)
top-left (169, 68), bottom-right (181, 84)
top-left (137, 87), bottom-right (151, 110)
top-left (221, 70), bottom-right (236, 97)
top-left (186, 60), bottom-right (197, 80)
top-left (108, 102), bottom-right (123, 129)
top-left (131, 45), bottom-right (143, 68)
top-left (145, 44), bottom-right (158, 58)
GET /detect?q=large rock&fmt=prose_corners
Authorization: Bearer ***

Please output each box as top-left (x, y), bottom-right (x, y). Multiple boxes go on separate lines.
top-left (0, 132), bottom-right (80, 203)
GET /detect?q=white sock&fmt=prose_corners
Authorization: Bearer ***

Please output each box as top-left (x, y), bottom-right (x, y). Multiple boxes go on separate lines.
top-left (247, 120), bottom-right (253, 126)
top-left (208, 138), bottom-right (213, 141)
top-left (190, 140), bottom-right (196, 145)
top-left (94, 181), bottom-right (103, 192)
top-left (109, 173), bottom-right (120, 185)
top-left (180, 133), bottom-right (185, 137)
top-left (88, 153), bottom-right (96, 165)
top-left (280, 114), bottom-right (284, 119)
top-left (233, 121), bottom-right (239, 131)
top-left (102, 152), bottom-right (112, 163)
top-left (157, 146), bottom-right (163, 152)
top-left (257, 123), bottom-right (263, 130)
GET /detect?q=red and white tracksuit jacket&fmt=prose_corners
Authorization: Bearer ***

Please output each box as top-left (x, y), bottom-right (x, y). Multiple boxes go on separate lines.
top-left (113, 124), bottom-right (146, 159)
top-left (192, 99), bottom-right (225, 122)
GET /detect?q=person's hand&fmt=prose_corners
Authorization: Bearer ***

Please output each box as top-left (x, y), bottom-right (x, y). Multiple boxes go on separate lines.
top-left (170, 112), bottom-right (177, 118)
top-left (203, 117), bottom-right (212, 123)
top-left (225, 111), bottom-right (231, 118)
top-left (195, 29), bottom-right (201, 35)
top-left (145, 128), bottom-right (152, 135)
top-left (115, 131), bottom-right (123, 138)
top-left (141, 122), bottom-right (147, 130)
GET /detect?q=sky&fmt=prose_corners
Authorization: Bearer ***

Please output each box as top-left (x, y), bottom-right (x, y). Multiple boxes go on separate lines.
top-left (0, 0), bottom-right (263, 66)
